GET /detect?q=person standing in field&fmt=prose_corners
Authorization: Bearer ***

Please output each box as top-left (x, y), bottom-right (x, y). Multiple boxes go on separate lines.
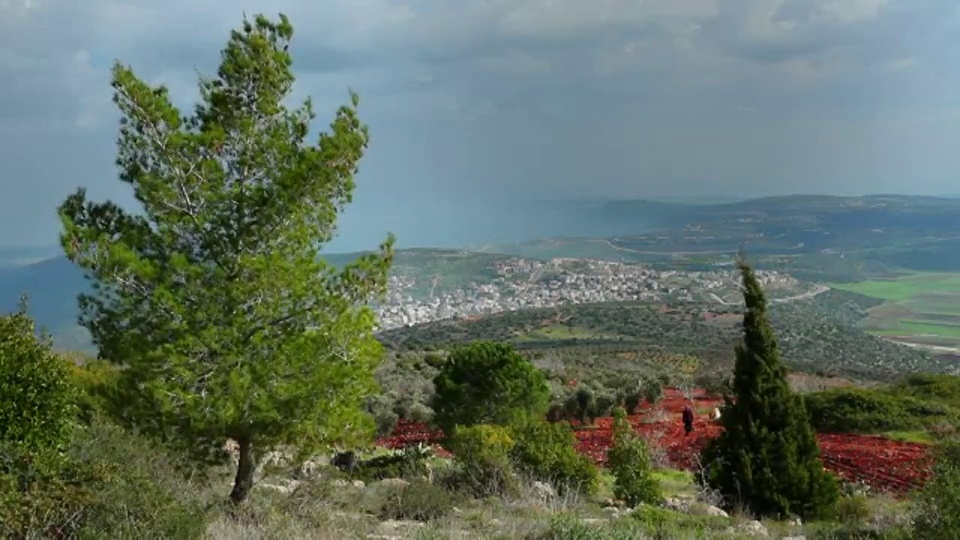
top-left (682, 404), bottom-right (694, 436)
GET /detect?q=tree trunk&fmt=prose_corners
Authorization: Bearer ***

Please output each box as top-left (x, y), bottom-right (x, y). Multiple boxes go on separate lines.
top-left (229, 437), bottom-right (257, 504)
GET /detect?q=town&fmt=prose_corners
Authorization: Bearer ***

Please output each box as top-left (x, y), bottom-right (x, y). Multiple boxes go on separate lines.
top-left (373, 257), bottom-right (825, 330)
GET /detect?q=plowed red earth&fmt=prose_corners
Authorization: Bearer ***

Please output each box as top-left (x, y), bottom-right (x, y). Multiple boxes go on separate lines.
top-left (376, 389), bottom-right (933, 494)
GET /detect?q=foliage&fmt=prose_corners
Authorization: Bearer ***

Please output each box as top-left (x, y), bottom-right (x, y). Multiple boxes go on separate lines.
top-left (0, 302), bottom-right (76, 455)
top-left (805, 387), bottom-right (957, 434)
top-left (67, 358), bottom-right (121, 425)
top-left (352, 446), bottom-right (433, 482)
top-left (607, 408), bottom-right (661, 507)
top-left (0, 421), bottom-right (208, 539)
top-left (376, 478), bottom-right (457, 522)
top-left (431, 341), bottom-right (550, 434)
top-left (913, 438), bottom-right (960, 537)
top-left (57, 13), bottom-right (393, 503)
top-left (642, 379), bottom-right (664, 405)
top-left (447, 424), bottom-right (517, 497)
top-left (701, 259), bottom-right (839, 519)
top-left (508, 419), bottom-right (599, 495)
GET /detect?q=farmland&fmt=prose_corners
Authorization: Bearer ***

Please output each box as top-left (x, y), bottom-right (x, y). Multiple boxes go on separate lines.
top-left (377, 388), bottom-right (933, 496)
top-left (830, 272), bottom-right (960, 354)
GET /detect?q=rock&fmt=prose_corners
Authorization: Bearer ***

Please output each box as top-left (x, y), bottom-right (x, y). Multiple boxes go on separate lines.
top-left (379, 520), bottom-right (424, 533)
top-left (332, 478), bottom-right (365, 489)
top-left (738, 520), bottom-right (769, 537)
top-left (662, 496), bottom-right (694, 513)
top-left (704, 505), bottom-right (729, 518)
top-left (531, 481), bottom-right (557, 501)
top-left (781, 536), bottom-right (806, 540)
top-left (581, 519), bottom-right (606, 526)
top-left (374, 478), bottom-right (411, 489)
top-left (296, 457), bottom-right (326, 478)
top-left (258, 479), bottom-right (300, 495)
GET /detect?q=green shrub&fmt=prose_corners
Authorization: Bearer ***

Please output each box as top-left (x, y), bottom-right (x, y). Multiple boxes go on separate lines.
top-left (447, 424), bottom-right (517, 497)
top-left (0, 421), bottom-right (208, 539)
top-left (913, 438), bottom-right (960, 538)
top-left (805, 388), bottom-right (954, 433)
top-left (607, 408), bottom-right (661, 506)
top-left (836, 494), bottom-right (871, 525)
top-left (67, 359), bottom-right (121, 425)
top-left (431, 341), bottom-right (550, 434)
top-left (354, 447), bottom-right (433, 482)
top-left (0, 307), bottom-right (77, 454)
top-left (623, 391), bottom-right (642, 415)
top-left (642, 380), bottom-right (664, 405)
top-left (365, 394), bottom-right (400, 438)
top-left (376, 478), bottom-right (456, 522)
top-left (574, 387), bottom-right (595, 425)
top-left (508, 419), bottom-right (599, 495)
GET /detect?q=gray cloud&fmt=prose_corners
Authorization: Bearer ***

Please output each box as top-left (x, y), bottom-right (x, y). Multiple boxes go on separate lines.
top-left (2, 0), bottom-right (960, 249)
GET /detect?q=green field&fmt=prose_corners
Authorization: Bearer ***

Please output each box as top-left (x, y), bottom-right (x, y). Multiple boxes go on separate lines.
top-left (831, 273), bottom-right (960, 348)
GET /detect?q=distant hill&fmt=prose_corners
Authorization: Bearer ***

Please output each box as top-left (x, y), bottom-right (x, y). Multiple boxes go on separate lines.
top-left (0, 248), bottom-right (527, 352)
top-left (489, 194), bottom-right (960, 280)
top-left (0, 246), bottom-right (61, 269)
top-left (378, 290), bottom-right (952, 382)
top-left (8, 193), bottom-right (960, 352)
top-left (0, 256), bottom-right (92, 351)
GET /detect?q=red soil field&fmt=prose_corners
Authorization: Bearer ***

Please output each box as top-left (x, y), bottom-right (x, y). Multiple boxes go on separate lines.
top-left (376, 388), bottom-right (934, 495)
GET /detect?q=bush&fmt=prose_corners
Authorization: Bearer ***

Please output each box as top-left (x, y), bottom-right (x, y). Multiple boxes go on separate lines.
top-left (623, 391), bottom-right (642, 415)
top-left (431, 341), bottom-right (550, 434)
top-left (836, 494), bottom-right (871, 525)
top-left (805, 388), bottom-right (954, 433)
top-left (607, 408), bottom-right (661, 506)
top-left (0, 307), bottom-right (77, 454)
top-left (67, 359), bottom-right (121, 425)
top-left (365, 395), bottom-right (400, 438)
top-left (376, 478), bottom-right (456, 522)
top-left (354, 446), bottom-right (433, 482)
top-left (642, 380), bottom-right (664, 405)
top-left (447, 424), bottom-right (517, 497)
top-left (913, 438), bottom-right (960, 537)
top-left (508, 419), bottom-right (599, 495)
top-left (0, 421), bottom-right (209, 539)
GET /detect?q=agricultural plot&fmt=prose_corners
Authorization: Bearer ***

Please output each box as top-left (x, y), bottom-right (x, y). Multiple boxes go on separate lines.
top-left (376, 389), bottom-right (933, 495)
top-left (831, 273), bottom-right (960, 352)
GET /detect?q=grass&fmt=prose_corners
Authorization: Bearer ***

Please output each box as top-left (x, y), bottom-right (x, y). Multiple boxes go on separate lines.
top-left (882, 430), bottom-right (934, 444)
top-left (830, 272), bottom-right (960, 348)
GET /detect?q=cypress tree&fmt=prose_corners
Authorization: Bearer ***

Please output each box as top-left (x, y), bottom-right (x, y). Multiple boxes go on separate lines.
top-left (700, 259), bottom-right (838, 519)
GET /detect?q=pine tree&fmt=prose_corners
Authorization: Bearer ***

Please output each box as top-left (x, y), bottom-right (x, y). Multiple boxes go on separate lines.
top-left (57, 14), bottom-right (393, 504)
top-left (700, 258), bottom-right (838, 519)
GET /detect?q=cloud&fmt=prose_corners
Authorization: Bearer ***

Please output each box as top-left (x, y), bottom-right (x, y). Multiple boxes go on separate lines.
top-left (3, 0), bottom-right (960, 248)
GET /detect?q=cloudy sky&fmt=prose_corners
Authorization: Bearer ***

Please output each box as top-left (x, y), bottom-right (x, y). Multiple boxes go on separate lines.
top-left (3, 0), bottom-right (960, 249)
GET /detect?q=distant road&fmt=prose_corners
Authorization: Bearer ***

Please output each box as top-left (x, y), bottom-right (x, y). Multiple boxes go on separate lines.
top-left (707, 284), bottom-right (829, 306)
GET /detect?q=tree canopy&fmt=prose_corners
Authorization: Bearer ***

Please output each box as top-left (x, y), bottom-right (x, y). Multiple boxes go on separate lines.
top-left (431, 341), bottom-right (550, 435)
top-left (58, 13), bottom-right (393, 503)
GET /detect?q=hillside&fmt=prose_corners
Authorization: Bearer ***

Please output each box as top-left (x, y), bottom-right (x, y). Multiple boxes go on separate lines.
top-left (0, 249), bottom-right (529, 352)
top-left (488, 194), bottom-right (960, 282)
top-left (377, 289), bottom-right (951, 382)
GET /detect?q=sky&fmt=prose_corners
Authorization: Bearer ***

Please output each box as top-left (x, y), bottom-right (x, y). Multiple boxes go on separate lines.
top-left (3, 0), bottom-right (960, 250)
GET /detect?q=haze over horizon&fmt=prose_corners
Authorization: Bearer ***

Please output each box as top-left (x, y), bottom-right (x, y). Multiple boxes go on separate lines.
top-left (4, 0), bottom-right (960, 251)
